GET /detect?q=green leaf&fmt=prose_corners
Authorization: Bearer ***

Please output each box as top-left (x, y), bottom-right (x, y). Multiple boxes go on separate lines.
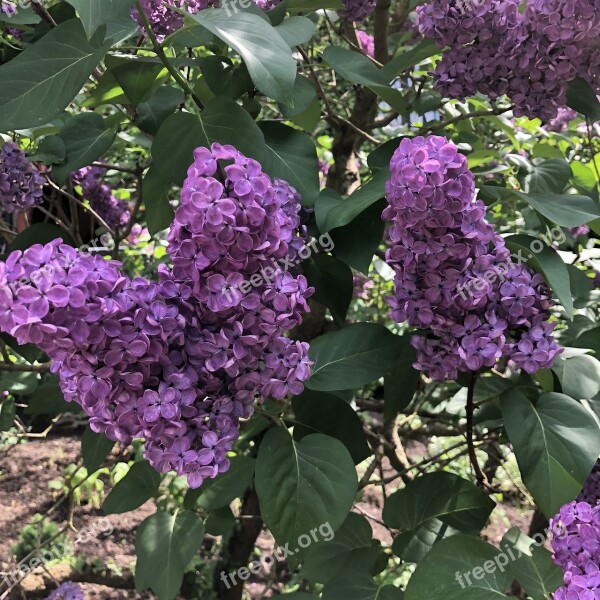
top-left (502, 528), bottom-right (562, 600)
top-left (567, 77), bottom-right (600, 122)
top-left (152, 100), bottom-right (265, 186)
top-left (500, 390), bottom-right (600, 516)
top-left (552, 351), bottom-right (600, 399)
top-left (8, 224), bottom-right (74, 251)
top-left (381, 39), bottom-right (439, 80)
top-left (303, 254), bottom-right (353, 326)
top-left (0, 20), bottom-right (108, 131)
top-left (65, 0), bottom-right (137, 45)
top-left (368, 138), bottom-right (403, 170)
top-left (316, 169), bottom-right (389, 233)
top-left (143, 166), bottom-right (174, 236)
top-left (384, 338), bottom-right (420, 420)
top-left (275, 15), bottom-right (315, 46)
top-left (383, 472), bottom-right (494, 562)
top-left (330, 199), bottom-right (385, 274)
top-left (405, 535), bottom-right (513, 600)
top-left (102, 460), bottom-right (161, 514)
top-left (288, 0), bottom-right (341, 9)
top-left (53, 113), bottom-right (115, 183)
top-left (136, 86), bottom-right (184, 136)
top-left (110, 60), bottom-right (163, 105)
top-left (279, 74), bottom-right (317, 118)
top-left (504, 234), bottom-right (573, 317)
top-left (0, 396), bottom-right (15, 432)
top-left (307, 323), bottom-right (406, 392)
top-left (0, 370), bottom-right (39, 395)
top-left (527, 159), bottom-right (572, 194)
top-left (323, 572), bottom-right (403, 600)
top-left (30, 135), bottom-right (67, 164)
top-left (135, 510), bottom-right (205, 600)
top-left (292, 390), bottom-right (370, 464)
top-left (255, 428), bottom-right (357, 547)
top-left (258, 121), bottom-right (320, 207)
top-left (322, 46), bottom-right (388, 87)
top-left (301, 513), bottom-right (378, 584)
top-left (571, 161), bottom-right (598, 195)
top-left (81, 426), bottom-right (115, 473)
top-left (184, 455), bottom-right (256, 511)
top-left (25, 376), bottom-right (78, 415)
top-left (481, 185), bottom-right (600, 227)
top-left (188, 9), bottom-right (296, 103)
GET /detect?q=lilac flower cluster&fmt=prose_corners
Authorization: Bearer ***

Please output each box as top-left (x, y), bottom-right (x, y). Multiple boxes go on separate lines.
top-left (72, 167), bottom-right (130, 231)
top-left (46, 582), bottom-right (84, 600)
top-left (357, 30), bottom-right (374, 58)
top-left (0, 144), bottom-right (312, 488)
top-left (416, 0), bottom-right (600, 121)
top-left (0, 0), bottom-right (21, 38)
top-left (579, 461), bottom-right (600, 506)
top-left (548, 108), bottom-right (579, 133)
top-left (0, 142), bottom-right (44, 214)
top-left (550, 501), bottom-right (600, 599)
top-left (337, 0), bottom-right (376, 22)
top-left (383, 135), bottom-right (562, 380)
top-left (132, 0), bottom-right (217, 42)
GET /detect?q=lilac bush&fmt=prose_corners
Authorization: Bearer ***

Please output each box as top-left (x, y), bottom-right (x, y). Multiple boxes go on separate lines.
top-left (0, 142), bottom-right (44, 214)
top-left (383, 135), bottom-right (562, 380)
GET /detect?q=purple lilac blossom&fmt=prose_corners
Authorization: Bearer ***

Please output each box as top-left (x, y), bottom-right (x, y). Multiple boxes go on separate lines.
top-left (0, 144), bottom-right (313, 489)
top-left (132, 0), bottom-right (218, 42)
top-left (72, 167), bottom-right (130, 231)
top-left (578, 461), bottom-right (600, 506)
top-left (382, 136), bottom-right (562, 380)
top-left (0, 142), bottom-right (45, 214)
top-left (548, 108), bottom-right (579, 133)
top-left (416, 0), bottom-right (600, 122)
top-left (357, 30), bottom-right (375, 58)
top-left (46, 582), bottom-right (84, 600)
top-left (337, 0), bottom-right (376, 22)
top-left (550, 501), bottom-right (600, 599)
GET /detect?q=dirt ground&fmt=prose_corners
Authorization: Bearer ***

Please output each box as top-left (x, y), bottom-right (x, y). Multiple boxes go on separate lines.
top-left (0, 435), bottom-right (535, 599)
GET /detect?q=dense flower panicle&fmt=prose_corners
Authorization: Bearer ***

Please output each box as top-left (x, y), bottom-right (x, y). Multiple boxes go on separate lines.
top-left (337, 0), bottom-right (376, 22)
top-left (0, 145), bottom-right (313, 488)
top-left (0, 142), bottom-right (44, 214)
top-left (46, 582), bottom-right (84, 600)
top-left (383, 136), bottom-right (562, 380)
top-left (73, 167), bottom-right (130, 230)
top-left (357, 30), bottom-right (375, 58)
top-left (416, 0), bottom-right (600, 122)
top-left (550, 501), bottom-right (600, 599)
top-left (132, 0), bottom-right (217, 41)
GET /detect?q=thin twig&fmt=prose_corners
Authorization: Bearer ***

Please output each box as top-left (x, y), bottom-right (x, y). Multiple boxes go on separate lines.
top-left (0, 361), bottom-right (51, 372)
top-left (420, 106), bottom-right (512, 133)
top-left (466, 372), bottom-right (489, 488)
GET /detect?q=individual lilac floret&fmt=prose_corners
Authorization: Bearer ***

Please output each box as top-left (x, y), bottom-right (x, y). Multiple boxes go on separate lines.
top-left (382, 136), bottom-right (562, 380)
top-left (46, 582), bottom-right (84, 600)
top-left (132, 0), bottom-right (217, 42)
top-left (72, 167), bottom-right (130, 231)
top-left (337, 0), bottom-right (376, 22)
top-left (254, 0), bottom-right (282, 8)
top-left (0, 142), bottom-right (44, 214)
top-left (356, 30), bottom-right (374, 58)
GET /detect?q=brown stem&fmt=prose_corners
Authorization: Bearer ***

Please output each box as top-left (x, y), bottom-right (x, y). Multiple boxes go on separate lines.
top-left (31, 1), bottom-right (57, 28)
top-left (213, 488), bottom-right (263, 600)
top-left (0, 361), bottom-right (51, 372)
top-left (466, 372), bottom-right (488, 487)
top-left (373, 0), bottom-right (391, 64)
